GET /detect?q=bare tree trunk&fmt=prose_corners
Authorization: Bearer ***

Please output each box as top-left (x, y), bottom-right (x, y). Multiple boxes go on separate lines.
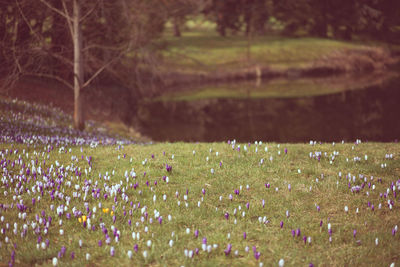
top-left (73, 0), bottom-right (84, 130)
top-left (173, 17), bottom-right (181, 37)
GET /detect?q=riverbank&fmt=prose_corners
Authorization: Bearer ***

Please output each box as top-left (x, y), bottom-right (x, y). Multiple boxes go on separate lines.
top-left (159, 31), bottom-right (400, 87)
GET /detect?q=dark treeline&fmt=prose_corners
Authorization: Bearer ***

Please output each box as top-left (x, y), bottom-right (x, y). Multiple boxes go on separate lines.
top-left (1, 0), bottom-right (399, 86)
top-left (203, 0), bottom-right (400, 41)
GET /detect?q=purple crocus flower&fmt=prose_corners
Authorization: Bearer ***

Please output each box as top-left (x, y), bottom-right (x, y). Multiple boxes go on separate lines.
top-left (303, 236), bottom-right (307, 244)
top-left (194, 229), bottom-right (199, 238)
top-left (224, 244), bottom-right (232, 256)
top-left (353, 229), bottom-right (357, 238)
top-left (284, 148), bottom-right (288, 154)
top-left (71, 252), bottom-right (75, 259)
top-left (165, 164), bottom-right (172, 172)
top-left (291, 230), bottom-right (295, 237)
top-left (246, 202), bottom-right (250, 210)
top-left (202, 188), bottom-right (206, 195)
top-left (243, 232), bottom-right (247, 239)
top-left (262, 199), bottom-right (265, 208)
top-left (254, 251), bottom-right (261, 260)
top-left (296, 228), bottom-right (301, 237)
top-left (60, 246), bottom-right (66, 257)
top-left (224, 213), bottom-right (229, 220)
top-left (134, 244), bottom-right (138, 252)
top-left (98, 240), bottom-right (102, 247)
top-left (280, 221), bottom-right (284, 228)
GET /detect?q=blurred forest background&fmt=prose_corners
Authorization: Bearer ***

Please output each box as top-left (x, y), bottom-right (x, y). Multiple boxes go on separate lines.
top-left (1, 0), bottom-right (399, 130)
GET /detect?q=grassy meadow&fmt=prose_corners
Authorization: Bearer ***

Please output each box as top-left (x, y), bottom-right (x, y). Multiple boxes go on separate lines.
top-left (0, 97), bottom-right (399, 266)
top-left (160, 24), bottom-right (392, 74)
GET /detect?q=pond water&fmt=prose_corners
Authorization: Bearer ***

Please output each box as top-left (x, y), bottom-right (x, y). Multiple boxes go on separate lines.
top-left (134, 73), bottom-right (400, 143)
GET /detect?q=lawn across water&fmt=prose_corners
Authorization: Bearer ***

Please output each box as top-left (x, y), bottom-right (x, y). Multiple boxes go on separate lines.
top-left (0, 98), bottom-right (399, 266)
top-left (161, 29), bottom-right (393, 73)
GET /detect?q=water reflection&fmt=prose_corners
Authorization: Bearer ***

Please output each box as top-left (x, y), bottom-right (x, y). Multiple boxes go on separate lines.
top-left (136, 75), bottom-right (400, 142)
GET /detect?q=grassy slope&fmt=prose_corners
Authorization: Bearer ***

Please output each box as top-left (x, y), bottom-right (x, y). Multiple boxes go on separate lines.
top-left (1, 141), bottom-right (399, 267)
top-left (1, 98), bottom-right (400, 266)
top-left (161, 30), bottom-right (378, 73)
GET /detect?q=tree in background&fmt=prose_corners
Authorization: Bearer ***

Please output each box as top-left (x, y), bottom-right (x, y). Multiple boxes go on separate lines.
top-left (243, 0), bottom-right (270, 36)
top-left (357, 0), bottom-right (400, 42)
top-left (0, 0), bottom-right (165, 130)
top-left (205, 0), bottom-right (242, 36)
top-left (161, 0), bottom-right (207, 37)
top-left (272, 0), bottom-right (313, 36)
top-left (204, 0), bottom-right (270, 37)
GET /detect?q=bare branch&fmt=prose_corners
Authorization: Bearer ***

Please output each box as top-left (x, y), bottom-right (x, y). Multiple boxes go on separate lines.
top-left (23, 72), bottom-right (74, 90)
top-left (46, 49), bottom-right (74, 67)
top-left (80, 0), bottom-right (100, 22)
top-left (15, 0), bottom-right (41, 42)
top-left (82, 56), bottom-right (118, 89)
top-left (82, 43), bottom-right (129, 52)
top-left (39, 0), bottom-right (70, 20)
top-left (61, 0), bottom-right (74, 38)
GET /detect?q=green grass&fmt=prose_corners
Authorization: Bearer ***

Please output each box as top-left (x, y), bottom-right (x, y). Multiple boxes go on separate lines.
top-left (1, 94), bottom-right (400, 267)
top-left (161, 29), bottom-right (375, 73)
top-left (1, 141), bottom-right (400, 266)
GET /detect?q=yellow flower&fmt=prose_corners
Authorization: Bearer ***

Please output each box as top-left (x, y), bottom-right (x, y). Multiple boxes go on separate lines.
top-left (110, 211), bottom-right (114, 216)
top-left (103, 208), bottom-right (109, 213)
top-left (82, 215), bottom-right (87, 222)
top-left (78, 217), bottom-right (82, 223)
